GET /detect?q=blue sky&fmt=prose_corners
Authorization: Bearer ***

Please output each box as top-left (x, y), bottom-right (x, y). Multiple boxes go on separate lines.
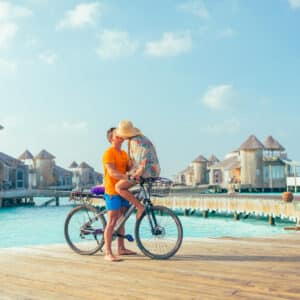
top-left (0, 0), bottom-right (300, 178)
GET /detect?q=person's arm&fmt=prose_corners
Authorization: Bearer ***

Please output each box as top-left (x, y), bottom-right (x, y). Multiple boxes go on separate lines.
top-left (105, 163), bottom-right (128, 181)
top-left (126, 158), bottom-right (133, 172)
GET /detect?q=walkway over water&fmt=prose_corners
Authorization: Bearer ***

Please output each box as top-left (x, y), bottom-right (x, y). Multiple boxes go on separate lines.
top-left (1, 233), bottom-right (300, 299)
top-left (0, 189), bottom-right (70, 207)
top-left (84, 193), bottom-right (300, 224)
top-left (154, 194), bottom-right (300, 223)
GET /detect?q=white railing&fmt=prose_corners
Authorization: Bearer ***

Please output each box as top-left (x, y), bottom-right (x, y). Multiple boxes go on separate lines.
top-left (287, 177), bottom-right (300, 186)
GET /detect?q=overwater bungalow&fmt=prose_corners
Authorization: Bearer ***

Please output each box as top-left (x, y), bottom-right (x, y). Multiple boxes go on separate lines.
top-left (0, 152), bottom-right (28, 190)
top-left (175, 134), bottom-right (292, 192)
top-left (69, 161), bottom-right (102, 189)
top-left (19, 149), bottom-right (77, 189)
top-left (175, 154), bottom-right (218, 186)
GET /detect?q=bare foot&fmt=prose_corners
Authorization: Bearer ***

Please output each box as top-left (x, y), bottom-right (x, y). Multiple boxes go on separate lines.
top-left (104, 254), bottom-right (122, 262)
top-left (118, 248), bottom-right (137, 256)
top-left (136, 207), bottom-right (145, 220)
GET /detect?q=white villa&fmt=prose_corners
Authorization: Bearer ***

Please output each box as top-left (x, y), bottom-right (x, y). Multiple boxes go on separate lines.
top-left (174, 135), bottom-right (295, 192)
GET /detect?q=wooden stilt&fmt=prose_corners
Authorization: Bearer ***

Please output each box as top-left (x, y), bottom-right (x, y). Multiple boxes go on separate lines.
top-left (234, 212), bottom-right (240, 221)
top-left (202, 210), bottom-right (208, 218)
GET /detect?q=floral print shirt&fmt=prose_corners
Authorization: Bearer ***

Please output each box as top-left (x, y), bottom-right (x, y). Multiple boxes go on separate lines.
top-left (129, 135), bottom-right (160, 178)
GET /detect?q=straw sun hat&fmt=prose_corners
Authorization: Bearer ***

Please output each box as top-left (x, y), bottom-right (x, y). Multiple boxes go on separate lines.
top-left (116, 120), bottom-right (141, 138)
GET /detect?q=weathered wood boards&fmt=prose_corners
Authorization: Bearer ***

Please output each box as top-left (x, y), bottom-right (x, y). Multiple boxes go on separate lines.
top-left (1, 233), bottom-right (300, 299)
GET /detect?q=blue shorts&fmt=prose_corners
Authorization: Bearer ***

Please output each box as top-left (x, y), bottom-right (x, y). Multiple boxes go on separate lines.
top-left (104, 194), bottom-right (130, 211)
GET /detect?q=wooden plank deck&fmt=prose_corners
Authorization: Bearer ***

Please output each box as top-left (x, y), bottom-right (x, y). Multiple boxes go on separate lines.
top-left (1, 233), bottom-right (300, 299)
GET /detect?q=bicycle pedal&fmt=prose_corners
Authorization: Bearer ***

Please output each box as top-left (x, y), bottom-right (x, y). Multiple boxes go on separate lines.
top-left (125, 234), bottom-right (134, 242)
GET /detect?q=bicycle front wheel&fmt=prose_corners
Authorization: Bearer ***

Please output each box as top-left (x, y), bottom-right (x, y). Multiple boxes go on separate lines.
top-left (135, 205), bottom-right (183, 259)
top-left (64, 205), bottom-right (106, 255)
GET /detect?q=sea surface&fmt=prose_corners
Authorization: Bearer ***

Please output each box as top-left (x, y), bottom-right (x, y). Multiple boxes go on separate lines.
top-left (0, 196), bottom-right (295, 249)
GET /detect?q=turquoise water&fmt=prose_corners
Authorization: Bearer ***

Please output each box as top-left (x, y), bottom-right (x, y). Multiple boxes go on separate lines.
top-left (0, 197), bottom-right (294, 248)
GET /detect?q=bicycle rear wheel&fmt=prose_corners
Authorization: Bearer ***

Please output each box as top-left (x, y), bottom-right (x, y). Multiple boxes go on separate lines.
top-left (64, 205), bottom-right (106, 255)
top-left (135, 205), bottom-right (183, 259)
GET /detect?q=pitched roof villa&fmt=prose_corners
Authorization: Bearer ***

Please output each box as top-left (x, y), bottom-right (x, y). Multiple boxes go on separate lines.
top-left (174, 134), bottom-right (289, 191)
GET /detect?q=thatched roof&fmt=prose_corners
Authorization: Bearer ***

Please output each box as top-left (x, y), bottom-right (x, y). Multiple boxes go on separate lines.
top-left (18, 150), bottom-right (34, 160)
top-left (192, 155), bottom-right (207, 163)
top-left (69, 161), bottom-right (78, 168)
top-left (35, 149), bottom-right (55, 160)
top-left (0, 152), bottom-right (23, 167)
top-left (79, 162), bottom-right (92, 169)
top-left (264, 136), bottom-right (285, 151)
top-left (208, 154), bottom-right (219, 163)
top-left (209, 155), bottom-right (240, 171)
top-left (239, 135), bottom-right (264, 150)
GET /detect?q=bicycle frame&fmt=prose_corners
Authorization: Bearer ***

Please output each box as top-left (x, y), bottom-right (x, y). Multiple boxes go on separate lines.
top-left (82, 179), bottom-right (160, 241)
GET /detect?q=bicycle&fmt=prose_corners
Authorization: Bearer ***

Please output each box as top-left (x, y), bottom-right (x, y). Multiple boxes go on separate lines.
top-left (64, 177), bottom-right (183, 259)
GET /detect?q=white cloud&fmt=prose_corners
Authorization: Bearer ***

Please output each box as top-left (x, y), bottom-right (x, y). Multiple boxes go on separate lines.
top-left (0, 22), bottom-right (17, 48)
top-left (217, 27), bottom-right (235, 39)
top-left (0, 58), bottom-right (17, 73)
top-left (145, 32), bottom-right (192, 57)
top-left (177, 0), bottom-right (209, 19)
top-left (289, 0), bottom-right (300, 9)
top-left (202, 84), bottom-right (234, 110)
top-left (96, 30), bottom-right (138, 59)
top-left (39, 50), bottom-right (57, 65)
top-left (57, 2), bottom-right (103, 30)
top-left (201, 119), bottom-right (241, 135)
top-left (0, 2), bottom-right (32, 21)
top-left (0, 2), bottom-right (32, 48)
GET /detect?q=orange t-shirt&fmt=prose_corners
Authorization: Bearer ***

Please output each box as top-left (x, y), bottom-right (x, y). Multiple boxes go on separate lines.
top-left (102, 146), bottom-right (129, 195)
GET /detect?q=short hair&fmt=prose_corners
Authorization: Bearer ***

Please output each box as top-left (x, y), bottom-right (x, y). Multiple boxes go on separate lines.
top-left (106, 127), bottom-right (116, 143)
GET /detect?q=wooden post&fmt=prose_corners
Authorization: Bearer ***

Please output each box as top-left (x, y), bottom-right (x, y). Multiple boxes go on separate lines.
top-left (55, 196), bottom-right (59, 206)
top-left (269, 165), bottom-right (273, 191)
top-left (269, 216), bottom-right (275, 226)
top-left (294, 165), bottom-right (297, 193)
top-left (234, 212), bottom-right (240, 221)
top-left (184, 209), bottom-right (190, 216)
top-left (202, 210), bottom-right (208, 218)
top-left (0, 198), bottom-right (3, 208)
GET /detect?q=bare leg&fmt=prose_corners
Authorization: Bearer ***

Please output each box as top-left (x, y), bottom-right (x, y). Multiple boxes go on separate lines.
top-left (104, 210), bottom-right (122, 262)
top-left (117, 207), bottom-right (137, 256)
top-left (115, 180), bottom-right (145, 219)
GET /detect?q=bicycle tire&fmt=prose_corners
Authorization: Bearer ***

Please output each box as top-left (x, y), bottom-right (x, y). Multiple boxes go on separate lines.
top-left (64, 204), bottom-right (106, 255)
top-left (135, 205), bottom-right (183, 259)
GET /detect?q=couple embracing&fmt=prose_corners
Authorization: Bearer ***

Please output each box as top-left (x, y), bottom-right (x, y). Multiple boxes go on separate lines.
top-left (102, 120), bottom-right (160, 262)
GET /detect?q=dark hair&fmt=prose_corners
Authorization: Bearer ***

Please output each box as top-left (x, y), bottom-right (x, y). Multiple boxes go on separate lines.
top-left (106, 127), bottom-right (116, 143)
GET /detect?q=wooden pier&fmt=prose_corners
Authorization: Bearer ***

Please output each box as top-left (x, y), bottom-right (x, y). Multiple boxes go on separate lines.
top-left (83, 193), bottom-right (300, 225)
top-left (0, 189), bottom-right (70, 208)
top-left (1, 233), bottom-right (300, 299)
